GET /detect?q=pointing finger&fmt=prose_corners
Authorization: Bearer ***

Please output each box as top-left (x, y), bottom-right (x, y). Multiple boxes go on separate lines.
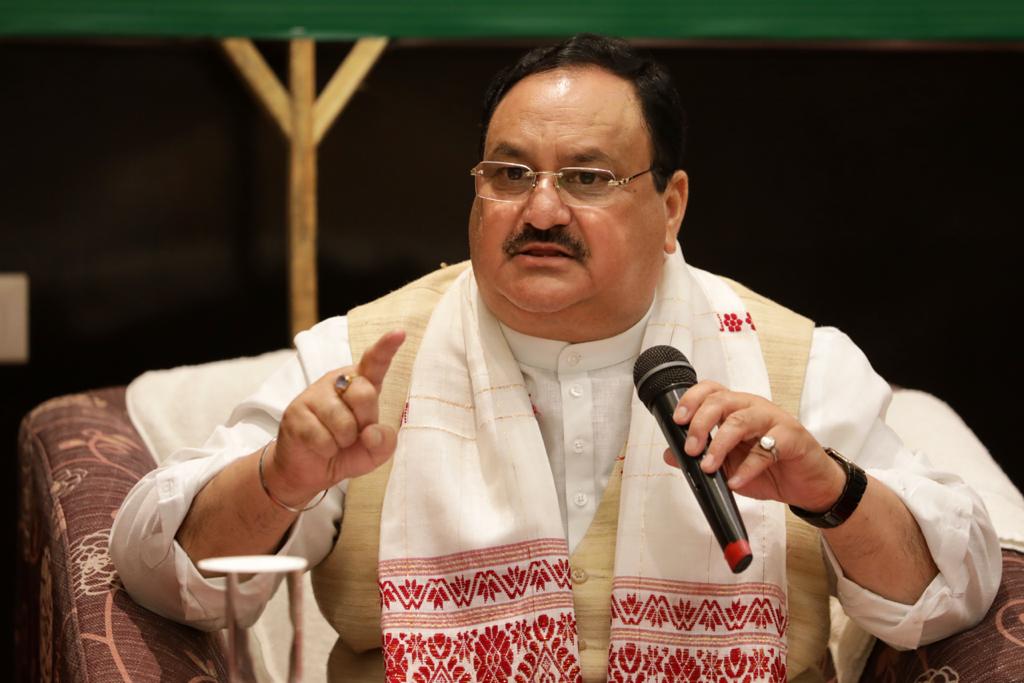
top-left (356, 330), bottom-right (406, 391)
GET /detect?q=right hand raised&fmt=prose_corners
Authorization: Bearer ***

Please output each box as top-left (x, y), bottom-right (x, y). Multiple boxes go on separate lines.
top-left (263, 329), bottom-right (406, 509)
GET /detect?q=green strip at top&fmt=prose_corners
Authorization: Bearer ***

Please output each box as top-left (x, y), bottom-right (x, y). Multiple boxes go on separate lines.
top-left (2, 0), bottom-right (1024, 41)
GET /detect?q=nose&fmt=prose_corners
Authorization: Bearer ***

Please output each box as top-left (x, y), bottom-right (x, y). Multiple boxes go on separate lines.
top-left (522, 174), bottom-right (572, 230)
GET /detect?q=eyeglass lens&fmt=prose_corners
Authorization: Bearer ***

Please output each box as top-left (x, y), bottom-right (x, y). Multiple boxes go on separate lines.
top-left (474, 162), bottom-right (618, 206)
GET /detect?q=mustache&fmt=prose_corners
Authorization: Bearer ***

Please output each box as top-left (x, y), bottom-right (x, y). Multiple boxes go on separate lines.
top-left (502, 225), bottom-right (590, 260)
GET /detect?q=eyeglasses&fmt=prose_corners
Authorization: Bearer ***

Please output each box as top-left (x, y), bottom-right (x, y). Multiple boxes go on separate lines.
top-left (470, 161), bottom-right (652, 208)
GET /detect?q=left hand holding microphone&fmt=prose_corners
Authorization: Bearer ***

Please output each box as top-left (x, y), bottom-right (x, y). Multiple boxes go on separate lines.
top-left (664, 380), bottom-right (846, 514)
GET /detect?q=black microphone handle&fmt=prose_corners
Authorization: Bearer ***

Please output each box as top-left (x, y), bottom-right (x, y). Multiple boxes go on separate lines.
top-left (651, 386), bottom-right (752, 573)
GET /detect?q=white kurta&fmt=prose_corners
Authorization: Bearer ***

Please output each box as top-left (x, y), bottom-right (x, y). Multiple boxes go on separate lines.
top-left (110, 314), bottom-right (1000, 651)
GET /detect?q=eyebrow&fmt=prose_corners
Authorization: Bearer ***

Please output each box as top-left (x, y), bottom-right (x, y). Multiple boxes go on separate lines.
top-left (565, 148), bottom-right (615, 167)
top-left (487, 143), bottom-right (617, 168)
top-left (488, 142), bottom-right (526, 160)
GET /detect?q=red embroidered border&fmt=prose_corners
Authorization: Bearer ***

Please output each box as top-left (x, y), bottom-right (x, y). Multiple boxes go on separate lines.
top-left (380, 538), bottom-right (568, 575)
top-left (381, 539), bottom-right (582, 681)
top-left (384, 614), bottom-right (582, 683)
top-left (382, 540), bottom-right (577, 618)
top-left (379, 542), bottom-right (787, 682)
top-left (611, 592), bottom-right (787, 636)
top-left (608, 642), bottom-right (785, 682)
top-left (609, 577), bottom-right (787, 682)
top-left (611, 578), bottom-right (787, 635)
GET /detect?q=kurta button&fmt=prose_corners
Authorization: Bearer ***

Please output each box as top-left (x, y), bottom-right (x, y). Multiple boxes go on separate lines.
top-left (571, 567), bottom-right (588, 584)
top-left (573, 439), bottom-right (584, 453)
top-left (573, 492), bottom-right (588, 507)
top-left (569, 384), bottom-right (583, 398)
top-left (567, 352), bottom-right (581, 366)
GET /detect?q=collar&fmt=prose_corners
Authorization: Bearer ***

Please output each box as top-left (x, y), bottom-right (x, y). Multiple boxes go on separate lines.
top-left (499, 304), bottom-right (652, 374)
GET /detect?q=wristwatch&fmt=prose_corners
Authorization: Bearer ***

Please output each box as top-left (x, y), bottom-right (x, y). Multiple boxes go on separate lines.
top-left (789, 447), bottom-right (867, 528)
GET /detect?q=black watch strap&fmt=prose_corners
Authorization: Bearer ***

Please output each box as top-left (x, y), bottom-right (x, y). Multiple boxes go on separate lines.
top-left (789, 447), bottom-right (867, 528)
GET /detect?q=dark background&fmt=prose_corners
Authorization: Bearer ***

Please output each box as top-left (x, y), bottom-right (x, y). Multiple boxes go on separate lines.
top-left (2, 38), bottom-right (1022, 665)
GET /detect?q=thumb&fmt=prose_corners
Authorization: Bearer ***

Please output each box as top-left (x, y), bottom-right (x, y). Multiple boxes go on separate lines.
top-left (360, 424), bottom-right (398, 461)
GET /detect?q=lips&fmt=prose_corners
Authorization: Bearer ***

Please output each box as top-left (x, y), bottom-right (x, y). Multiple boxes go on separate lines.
top-left (516, 243), bottom-right (574, 258)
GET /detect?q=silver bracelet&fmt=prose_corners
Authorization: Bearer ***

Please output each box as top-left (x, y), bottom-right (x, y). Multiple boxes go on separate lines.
top-left (258, 440), bottom-right (328, 513)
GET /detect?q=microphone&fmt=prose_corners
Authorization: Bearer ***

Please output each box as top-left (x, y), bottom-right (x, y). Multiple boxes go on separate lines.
top-left (633, 345), bottom-right (752, 573)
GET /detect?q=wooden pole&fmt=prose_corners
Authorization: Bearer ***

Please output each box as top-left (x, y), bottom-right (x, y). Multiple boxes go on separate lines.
top-left (220, 39), bottom-right (292, 139)
top-left (221, 37), bottom-right (389, 339)
top-left (288, 38), bottom-right (318, 338)
top-left (313, 37), bottom-right (389, 145)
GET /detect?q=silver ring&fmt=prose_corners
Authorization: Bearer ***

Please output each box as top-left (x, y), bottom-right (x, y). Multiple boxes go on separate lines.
top-left (759, 434), bottom-right (779, 463)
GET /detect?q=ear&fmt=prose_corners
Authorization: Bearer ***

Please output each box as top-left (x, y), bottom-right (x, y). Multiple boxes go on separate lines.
top-left (662, 170), bottom-right (689, 254)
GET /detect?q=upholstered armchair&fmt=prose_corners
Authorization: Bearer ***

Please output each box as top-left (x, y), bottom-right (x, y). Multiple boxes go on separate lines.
top-left (17, 388), bottom-right (229, 682)
top-left (15, 352), bottom-right (1024, 682)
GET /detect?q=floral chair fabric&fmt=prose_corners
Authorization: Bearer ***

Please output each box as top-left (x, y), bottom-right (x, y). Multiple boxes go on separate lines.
top-left (16, 387), bottom-right (1024, 682)
top-left (17, 388), bottom-right (228, 682)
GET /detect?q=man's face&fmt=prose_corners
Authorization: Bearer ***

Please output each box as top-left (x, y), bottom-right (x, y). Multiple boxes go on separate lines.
top-left (469, 66), bottom-right (688, 342)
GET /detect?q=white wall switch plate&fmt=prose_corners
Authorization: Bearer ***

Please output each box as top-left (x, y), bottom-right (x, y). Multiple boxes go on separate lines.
top-left (0, 273), bottom-right (29, 364)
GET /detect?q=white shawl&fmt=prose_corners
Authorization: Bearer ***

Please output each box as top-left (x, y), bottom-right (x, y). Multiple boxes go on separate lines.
top-left (378, 251), bottom-right (789, 682)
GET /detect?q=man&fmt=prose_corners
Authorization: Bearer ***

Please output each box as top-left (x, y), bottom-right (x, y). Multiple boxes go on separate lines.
top-left (112, 34), bottom-right (1000, 682)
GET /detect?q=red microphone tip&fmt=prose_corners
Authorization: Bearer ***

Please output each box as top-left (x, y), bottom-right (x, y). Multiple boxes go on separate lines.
top-left (724, 539), bottom-right (752, 573)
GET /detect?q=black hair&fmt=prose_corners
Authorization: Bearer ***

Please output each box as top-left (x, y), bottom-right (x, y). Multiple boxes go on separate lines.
top-left (479, 33), bottom-right (686, 192)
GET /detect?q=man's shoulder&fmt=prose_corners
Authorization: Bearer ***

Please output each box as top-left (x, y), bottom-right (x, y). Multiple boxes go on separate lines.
top-left (299, 315), bottom-right (350, 342)
top-left (341, 261), bottom-right (471, 358)
top-left (691, 266), bottom-right (814, 329)
top-left (356, 261), bottom-right (471, 312)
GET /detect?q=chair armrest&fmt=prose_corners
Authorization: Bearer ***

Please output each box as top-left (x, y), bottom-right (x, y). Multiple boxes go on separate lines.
top-left (16, 388), bottom-right (229, 682)
top-left (861, 548), bottom-right (1024, 682)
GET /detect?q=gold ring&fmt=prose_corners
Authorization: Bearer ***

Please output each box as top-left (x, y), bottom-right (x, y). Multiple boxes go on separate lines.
top-left (759, 434), bottom-right (780, 463)
top-left (335, 373), bottom-right (356, 397)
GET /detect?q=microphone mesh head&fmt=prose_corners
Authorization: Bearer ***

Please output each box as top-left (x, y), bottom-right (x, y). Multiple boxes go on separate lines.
top-left (633, 345), bottom-right (697, 406)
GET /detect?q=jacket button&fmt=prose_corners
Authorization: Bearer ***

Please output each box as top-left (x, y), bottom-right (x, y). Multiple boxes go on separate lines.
top-left (571, 567), bottom-right (588, 584)
top-left (579, 638), bottom-right (588, 651)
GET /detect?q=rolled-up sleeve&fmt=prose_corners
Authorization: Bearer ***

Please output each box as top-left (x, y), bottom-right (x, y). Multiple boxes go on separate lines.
top-left (110, 317), bottom-right (353, 630)
top-left (800, 327), bottom-right (1001, 649)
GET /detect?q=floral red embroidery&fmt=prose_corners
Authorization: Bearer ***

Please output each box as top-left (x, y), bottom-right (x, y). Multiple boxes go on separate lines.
top-left (381, 540), bottom-right (581, 682)
top-left (611, 593), bottom-right (785, 636)
top-left (384, 633), bottom-right (409, 680)
top-left (380, 557), bottom-right (572, 611)
top-left (608, 644), bottom-right (785, 683)
top-left (664, 647), bottom-right (702, 682)
top-left (380, 544), bottom-right (786, 682)
top-left (608, 578), bottom-right (787, 682)
top-left (386, 615), bottom-right (581, 683)
top-left (409, 633), bottom-right (472, 683)
top-left (717, 312), bottom-right (756, 333)
top-left (515, 614), bottom-right (581, 683)
top-left (473, 625), bottom-right (515, 681)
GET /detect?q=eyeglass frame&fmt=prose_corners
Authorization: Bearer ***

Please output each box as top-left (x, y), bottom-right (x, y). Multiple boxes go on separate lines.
top-left (469, 160), bottom-right (653, 206)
